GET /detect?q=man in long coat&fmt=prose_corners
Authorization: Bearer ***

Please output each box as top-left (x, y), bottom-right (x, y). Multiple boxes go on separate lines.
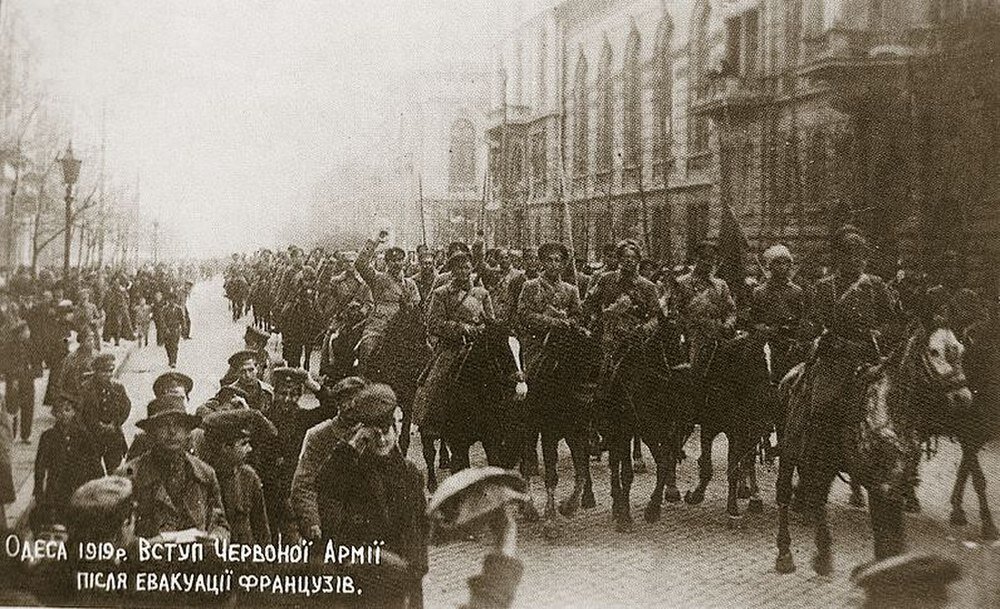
top-left (77, 353), bottom-right (131, 473)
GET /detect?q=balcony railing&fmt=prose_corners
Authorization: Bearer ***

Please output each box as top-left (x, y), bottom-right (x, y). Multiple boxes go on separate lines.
top-left (690, 74), bottom-right (771, 119)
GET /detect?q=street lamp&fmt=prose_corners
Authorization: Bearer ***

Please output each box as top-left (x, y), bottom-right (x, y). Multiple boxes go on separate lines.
top-left (59, 142), bottom-right (82, 276)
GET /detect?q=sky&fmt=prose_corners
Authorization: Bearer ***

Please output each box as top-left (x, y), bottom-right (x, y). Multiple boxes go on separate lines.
top-left (13, 0), bottom-right (513, 258)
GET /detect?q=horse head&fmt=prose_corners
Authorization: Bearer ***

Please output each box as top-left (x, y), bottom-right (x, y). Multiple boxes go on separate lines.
top-left (475, 318), bottom-right (528, 401)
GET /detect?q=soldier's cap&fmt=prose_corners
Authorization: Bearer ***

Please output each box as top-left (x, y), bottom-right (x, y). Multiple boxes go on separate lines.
top-left (92, 353), bottom-right (116, 372)
top-left (763, 244), bottom-right (793, 265)
top-left (329, 375), bottom-right (368, 403)
top-left (216, 384), bottom-right (249, 403)
top-left (272, 366), bottom-right (308, 388)
top-left (695, 240), bottom-right (718, 258)
top-left (851, 552), bottom-right (961, 598)
top-left (153, 371), bottom-right (193, 397)
top-left (616, 239), bottom-right (643, 257)
top-left (136, 395), bottom-right (201, 431)
top-left (446, 241), bottom-right (470, 256)
top-left (54, 391), bottom-right (79, 409)
top-left (538, 242), bottom-right (569, 262)
top-left (338, 250), bottom-right (359, 263)
top-left (227, 349), bottom-right (260, 368)
top-left (201, 410), bottom-right (253, 444)
top-left (384, 246), bottom-right (406, 261)
top-left (426, 466), bottom-right (529, 532)
top-left (243, 326), bottom-right (269, 346)
top-left (69, 476), bottom-right (134, 523)
top-left (836, 231), bottom-right (870, 258)
top-left (342, 383), bottom-right (397, 426)
top-left (57, 299), bottom-right (74, 309)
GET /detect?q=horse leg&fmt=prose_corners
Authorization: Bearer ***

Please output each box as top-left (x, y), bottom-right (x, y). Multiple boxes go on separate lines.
top-left (662, 431), bottom-right (681, 503)
top-left (869, 488), bottom-right (906, 561)
top-left (421, 433), bottom-right (438, 493)
top-left (541, 432), bottom-right (562, 539)
top-left (812, 504), bottom-right (833, 575)
top-left (685, 428), bottom-right (713, 505)
top-left (950, 449), bottom-right (971, 526)
top-left (450, 441), bottom-right (471, 473)
top-left (967, 451), bottom-right (999, 540)
top-left (745, 451), bottom-right (764, 514)
top-left (579, 429), bottom-right (596, 509)
top-left (632, 435), bottom-right (646, 474)
top-left (609, 440), bottom-right (623, 527)
top-left (848, 479), bottom-right (866, 508)
top-left (644, 440), bottom-right (666, 523)
top-left (725, 435), bottom-right (743, 521)
top-left (775, 451), bottom-right (797, 573)
top-left (618, 441), bottom-right (635, 532)
top-left (902, 446), bottom-right (922, 514)
top-left (559, 431), bottom-right (587, 517)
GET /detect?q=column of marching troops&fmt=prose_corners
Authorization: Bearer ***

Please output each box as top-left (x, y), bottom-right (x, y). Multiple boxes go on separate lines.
top-left (0, 226), bottom-right (994, 608)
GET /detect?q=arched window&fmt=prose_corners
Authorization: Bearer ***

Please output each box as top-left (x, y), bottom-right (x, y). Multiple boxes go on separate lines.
top-left (623, 26), bottom-right (642, 170)
top-left (652, 18), bottom-right (673, 176)
top-left (573, 53), bottom-right (589, 177)
top-left (596, 40), bottom-right (613, 177)
top-left (448, 119), bottom-right (476, 192)
top-left (688, 0), bottom-right (712, 154)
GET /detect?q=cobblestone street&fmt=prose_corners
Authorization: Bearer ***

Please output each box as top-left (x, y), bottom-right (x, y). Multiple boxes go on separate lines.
top-left (15, 279), bottom-right (995, 607)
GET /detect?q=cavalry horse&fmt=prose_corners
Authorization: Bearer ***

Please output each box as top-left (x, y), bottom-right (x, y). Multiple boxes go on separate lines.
top-left (359, 305), bottom-right (432, 461)
top-left (602, 315), bottom-right (691, 531)
top-left (526, 324), bottom-right (602, 537)
top-left (683, 329), bottom-right (799, 521)
top-left (422, 319), bottom-right (528, 488)
top-left (775, 321), bottom-right (972, 574)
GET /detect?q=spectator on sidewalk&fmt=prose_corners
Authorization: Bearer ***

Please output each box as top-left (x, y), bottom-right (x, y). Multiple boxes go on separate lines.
top-left (1, 320), bottom-right (41, 443)
top-left (71, 289), bottom-right (104, 350)
top-left (158, 291), bottom-right (186, 368)
top-left (56, 327), bottom-right (97, 402)
top-left (32, 395), bottom-right (103, 530)
top-left (78, 353), bottom-right (131, 474)
top-left (116, 395), bottom-right (230, 541)
top-left (131, 296), bottom-right (152, 348)
top-left (41, 299), bottom-right (74, 407)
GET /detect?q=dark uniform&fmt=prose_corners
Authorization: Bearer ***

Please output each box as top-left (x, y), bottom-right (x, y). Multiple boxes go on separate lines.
top-left (159, 297), bottom-right (186, 367)
top-left (77, 359), bottom-right (131, 473)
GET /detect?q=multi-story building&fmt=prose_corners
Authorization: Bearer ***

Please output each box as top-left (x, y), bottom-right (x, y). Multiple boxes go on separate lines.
top-left (488, 0), bottom-right (1000, 294)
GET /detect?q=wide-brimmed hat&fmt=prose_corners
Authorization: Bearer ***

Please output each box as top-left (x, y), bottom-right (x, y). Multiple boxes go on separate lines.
top-left (272, 367), bottom-right (308, 389)
top-left (136, 395), bottom-right (201, 431)
top-left (153, 371), bottom-right (193, 397)
top-left (426, 466), bottom-right (529, 532)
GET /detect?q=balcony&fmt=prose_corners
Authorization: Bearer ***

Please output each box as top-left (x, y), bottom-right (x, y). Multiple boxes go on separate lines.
top-left (689, 75), bottom-right (772, 120)
top-left (799, 28), bottom-right (916, 83)
top-left (487, 104), bottom-right (533, 130)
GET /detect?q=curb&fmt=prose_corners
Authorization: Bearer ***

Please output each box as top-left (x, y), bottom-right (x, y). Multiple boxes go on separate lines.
top-left (9, 339), bottom-right (140, 535)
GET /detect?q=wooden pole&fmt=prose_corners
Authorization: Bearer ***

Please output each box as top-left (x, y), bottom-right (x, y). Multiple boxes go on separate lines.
top-left (418, 174), bottom-right (427, 246)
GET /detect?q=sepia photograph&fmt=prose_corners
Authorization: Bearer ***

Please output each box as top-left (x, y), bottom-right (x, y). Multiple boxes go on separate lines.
top-left (0, 0), bottom-right (998, 607)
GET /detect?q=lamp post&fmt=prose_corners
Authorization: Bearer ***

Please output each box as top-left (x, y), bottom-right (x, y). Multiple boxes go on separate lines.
top-left (59, 142), bottom-right (82, 277)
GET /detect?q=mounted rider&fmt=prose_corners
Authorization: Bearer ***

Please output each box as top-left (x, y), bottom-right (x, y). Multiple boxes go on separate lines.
top-left (355, 230), bottom-right (422, 366)
top-left (748, 244), bottom-right (809, 379)
top-left (318, 250), bottom-right (374, 377)
top-left (582, 239), bottom-right (660, 386)
top-left (675, 240), bottom-right (737, 376)
top-left (804, 226), bottom-right (897, 411)
top-left (413, 250), bottom-right (496, 434)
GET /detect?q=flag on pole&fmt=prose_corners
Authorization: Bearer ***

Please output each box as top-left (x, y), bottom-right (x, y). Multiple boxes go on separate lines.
top-left (718, 201), bottom-right (750, 303)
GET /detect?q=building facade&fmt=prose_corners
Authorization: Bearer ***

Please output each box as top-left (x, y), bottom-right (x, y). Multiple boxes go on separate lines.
top-left (488, 0), bottom-right (1000, 294)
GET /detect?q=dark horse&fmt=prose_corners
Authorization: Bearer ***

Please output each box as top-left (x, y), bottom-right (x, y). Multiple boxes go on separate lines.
top-left (602, 316), bottom-right (691, 531)
top-left (682, 330), bottom-right (796, 520)
top-left (526, 325), bottom-right (602, 537)
top-left (775, 322), bottom-right (972, 574)
top-left (431, 319), bottom-right (528, 481)
top-left (359, 305), bottom-right (432, 460)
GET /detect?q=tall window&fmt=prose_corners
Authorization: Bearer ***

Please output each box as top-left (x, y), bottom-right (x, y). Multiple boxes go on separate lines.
top-left (652, 18), bottom-right (674, 180)
top-left (573, 53), bottom-right (589, 177)
top-left (596, 41), bottom-right (613, 177)
top-left (623, 26), bottom-right (642, 170)
top-left (538, 27), bottom-right (548, 107)
top-left (783, 1), bottom-right (802, 91)
top-left (689, 0), bottom-right (712, 154)
top-left (448, 119), bottom-right (476, 192)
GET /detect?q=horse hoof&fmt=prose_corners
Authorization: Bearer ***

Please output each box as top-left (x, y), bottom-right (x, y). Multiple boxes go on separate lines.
top-left (581, 493), bottom-right (597, 509)
top-left (726, 513), bottom-right (743, 529)
top-left (982, 523), bottom-right (999, 541)
top-left (684, 490), bottom-right (704, 505)
top-left (949, 509), bottom-right (968, 527)
top-left (542, 520), bottom-right (562, 541)
top-left (664, 487), bottom-right (681, 503)
top-left (614, 515), bottom-right (633, 533)
top-left (737, 485), bottom-right (751, 500)
top-left (747, 498), bottom-right (764, 514)
top-left (558, 499), bottom-right (579, 518)
top-left (633, 459), bottom-right (647, 474)
top-left (644, 503), bottom-right (662, 523)
top-left (775, 553), bottom-right (796, 574)
top-left (812, 553), bottom-right (833, 576)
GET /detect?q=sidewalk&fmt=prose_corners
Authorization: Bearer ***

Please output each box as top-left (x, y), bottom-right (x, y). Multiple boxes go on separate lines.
top-left (4, 339), bottom-right (139, 532)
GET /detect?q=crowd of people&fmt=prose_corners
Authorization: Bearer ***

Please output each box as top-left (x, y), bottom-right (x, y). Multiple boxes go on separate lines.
top-left (0, 225), bottom-right (992, 608)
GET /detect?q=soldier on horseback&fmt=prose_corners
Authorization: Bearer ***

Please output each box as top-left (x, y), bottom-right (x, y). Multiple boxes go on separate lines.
top-left (355, 230), bottom-right (422, 365)
top-left (675, 240), bottom-right (737, 377)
